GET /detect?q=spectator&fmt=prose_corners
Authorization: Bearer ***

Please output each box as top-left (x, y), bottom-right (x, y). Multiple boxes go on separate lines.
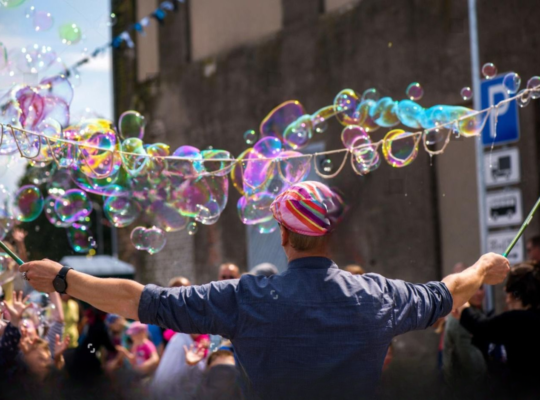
top-left (193, 350), bottom-right (241, 400)
top-left (60, 294), bottom-right (79, 348)
top-left (443, 284), bottom-right (487, 395)
top-left (206, 349), bottom-right (235, 369)
top-left (119, 321), bottom-right (159, 377)
top-left (250, 263), bottom-right (278, 277)
top-left (459, 263), bottom-right (540, 397)
top-left (218, 263), bottom-right (240, 280)
top-left (344, 264), bottom-right (365, 275)
top-left (162, 276), bottom-right (192, 344)
top-left (525, 235), bottom-right (540, 263)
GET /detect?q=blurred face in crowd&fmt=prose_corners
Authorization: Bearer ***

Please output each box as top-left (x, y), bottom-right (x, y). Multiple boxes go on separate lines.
top-left (19, 318), bottom-right (37, 340)
top-left (526, 240), bottom-right (540, 262)
top-left (218, 264), bottom-right (240, 280)
top-left (469, 285), bottom-right (485, 308)
top-left (24, 343), bottom-right (51, 380)
top-left (129, 330), bottom-right (147, 345)
top-left (109, 317), bottom-right (126, 334)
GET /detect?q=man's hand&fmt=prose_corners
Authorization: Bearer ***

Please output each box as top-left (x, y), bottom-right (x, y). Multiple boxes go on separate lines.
top-left (19, 259), bottom-right (63, 293)
top-left (475, 253), bottom-right (510, 285)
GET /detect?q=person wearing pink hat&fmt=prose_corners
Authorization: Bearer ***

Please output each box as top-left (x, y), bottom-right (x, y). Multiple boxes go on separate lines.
top-left (116, 321), bottom-right (159, 377)
top-left (21, 181), bottom-right (510, 400)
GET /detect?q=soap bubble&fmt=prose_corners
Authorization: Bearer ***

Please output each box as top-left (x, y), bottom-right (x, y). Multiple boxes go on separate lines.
top-left (14, 185), bottom-right (43, 222)
top-left (526, 76), bottom-right (540, 99)
top-left (257, 219), bottom-right (278, 234)
top-left (362, 88), bottom-right (380, 102)
top-left (321, 159), bottom-right (333, 173)
top-left (382, 129), bottom-right (419, 168)
top-left (516, 90), bottom-right (530, 108)
top-left (67, 223), bottom-right (95, 253)
top-left (369, 97), bottom-right (399, 127)
top-left (406, 83), bottom-right (424, 101)
top-left (283, 115), bottom-right (312, 149)
top-left (502, 72), bottom-right (521, 95)
top-left (119, 110), bottom-right (146, 139)
top-left (482, 63), bottom-right (497, 79)
top-left (260, 101), bottom-right (306, 141)
top-left (334, 89), bottom-right (361, 126)
top-left (143, 227), bottom-right (166, 255)
top-left (59, 23), bottom-right (82, 45)
top-left (33, 11), bottom-right (54, 31)
top-left (44, 196), bottom-right (70, 227)
top-left (103, 196), bottom-right (140, 228)
top-left (24, 6), bottom-right (35, 17)
top-left (187, 221), bottom-right (198, 236)
top-left (130, 226), bottom-right (147, 250)
top-left (148, 200), bottom-right (188, 232)
top-left (55, 189), bottom-right (92, 223)
top-left (243, 130), bottom-right (257, 145)
top-left (458, 86), bottom-right (472, 101)
top-left (237, 193), bottom-right (274, 225)
top-left (2, 0), bottom-right (26, 8)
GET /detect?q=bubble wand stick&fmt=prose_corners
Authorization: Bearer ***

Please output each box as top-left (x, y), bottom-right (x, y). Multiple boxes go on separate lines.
top-left (0, 240), bottom-right (24, 266)
top-left (503, 196), bottom-right (540, 257)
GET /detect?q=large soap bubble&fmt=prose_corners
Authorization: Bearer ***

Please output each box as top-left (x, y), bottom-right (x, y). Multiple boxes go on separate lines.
top-left (54, 189), bottom-right (92, 223)
top-left (14, 185), bottom-right (43, 222)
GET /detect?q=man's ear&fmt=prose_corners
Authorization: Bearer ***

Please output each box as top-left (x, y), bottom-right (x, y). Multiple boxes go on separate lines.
top-left (280, 225), bottom-right (288, 247)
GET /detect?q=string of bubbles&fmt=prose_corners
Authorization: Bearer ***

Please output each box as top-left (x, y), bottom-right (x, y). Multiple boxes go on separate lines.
top-left (0, 56), bottom-right (539, 255)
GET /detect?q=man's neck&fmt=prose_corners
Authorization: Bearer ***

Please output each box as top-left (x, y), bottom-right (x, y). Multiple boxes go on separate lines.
top-left (287, 251), bottom-right (331, 263)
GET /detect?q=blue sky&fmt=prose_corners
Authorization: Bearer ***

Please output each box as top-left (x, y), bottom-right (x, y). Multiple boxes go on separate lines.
top-left (0, 0), bottom-right (113, 191)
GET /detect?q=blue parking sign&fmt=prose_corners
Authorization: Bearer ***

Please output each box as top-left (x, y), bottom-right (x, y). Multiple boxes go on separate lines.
top-left (480, 74), bottom-right (520, 146)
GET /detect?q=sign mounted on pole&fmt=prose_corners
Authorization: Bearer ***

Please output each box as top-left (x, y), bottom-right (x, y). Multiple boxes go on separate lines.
top-left (481, 74), bottom-right (520, 147)
top-left (486, 189), bottom-right (523, 228)
top-left (487, 230), bottom-right (524, 264)
top-left (484, 147), bottom-right (520, 187)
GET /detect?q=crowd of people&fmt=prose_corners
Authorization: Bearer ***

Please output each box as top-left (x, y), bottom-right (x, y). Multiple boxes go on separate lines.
top-left (1, 229), bottom-right (539, 399)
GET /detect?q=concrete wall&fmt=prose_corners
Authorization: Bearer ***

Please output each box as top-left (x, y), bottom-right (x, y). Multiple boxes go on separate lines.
top-left (136, 0), bottom-right (159, 81)
top-left (325, 0), bottom-right (358, 13)
top-left (189, 0), bottom-right (282, 61)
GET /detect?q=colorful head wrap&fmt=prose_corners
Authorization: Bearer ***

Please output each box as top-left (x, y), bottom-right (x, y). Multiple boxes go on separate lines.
top-left (270, 181), bottom-right (346, 237)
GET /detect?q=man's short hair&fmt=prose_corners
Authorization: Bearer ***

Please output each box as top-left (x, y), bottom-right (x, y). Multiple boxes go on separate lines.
top-left (288, 229), bottom-right (330, 252)
top-left (168, 276), bottom-right (191, 287)
top-left (207, 349), bottom-right (235, 368)
top-left (528, 235), bottom-right (540, 248)
top-left (344, 265), bottom-right (365, 275)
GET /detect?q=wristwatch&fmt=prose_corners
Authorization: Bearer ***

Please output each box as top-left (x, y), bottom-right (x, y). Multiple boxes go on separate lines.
top-left (53, 266), bottom-right (73, 294)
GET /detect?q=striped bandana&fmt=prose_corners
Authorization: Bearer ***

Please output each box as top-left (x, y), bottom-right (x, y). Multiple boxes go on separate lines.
top-left (270, 181), bottom-right (345, 236)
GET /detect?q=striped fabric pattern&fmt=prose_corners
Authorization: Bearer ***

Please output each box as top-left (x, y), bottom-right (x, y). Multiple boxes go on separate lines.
top-left (270, 181), bottom-right (343, 236)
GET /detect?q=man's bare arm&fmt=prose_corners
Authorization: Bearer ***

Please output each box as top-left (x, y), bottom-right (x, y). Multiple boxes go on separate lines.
top-left (442, 252), bottom-right (509, 309)
top-left (20, 259), bottom-right (143, 320)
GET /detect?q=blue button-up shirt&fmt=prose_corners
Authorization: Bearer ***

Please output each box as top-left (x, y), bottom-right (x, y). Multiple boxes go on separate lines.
top-left (139, 257), bottom-right (452, 400)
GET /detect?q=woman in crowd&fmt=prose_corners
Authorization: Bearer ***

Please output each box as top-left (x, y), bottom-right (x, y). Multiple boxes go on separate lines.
top-left (459, 263), bottom-right (540, 397)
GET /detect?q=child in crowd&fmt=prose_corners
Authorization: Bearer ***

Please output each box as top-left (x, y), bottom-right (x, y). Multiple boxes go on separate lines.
top-left (116, 321), bottom-right (159, 377)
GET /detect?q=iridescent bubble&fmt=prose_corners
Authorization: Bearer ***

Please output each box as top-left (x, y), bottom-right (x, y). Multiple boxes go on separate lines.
top-left (237, 193), bottom-right (274, 225)
top-left (187, 221), bottom-right (198, 236)
top-left (201, 149), bottom-right (234, 177)
top-left (59, 23), bottom-right (82, 45)
top-left (103, 196), bottom-right (140, 228)
top-left (341, 126), bottom-right (368, 148)
top-left (482, 63), bottom-right (497, 79)
top-left (460, 87), bottom-right (473, 101)
top-left (67, 223), bottom-right (95, 253)
top-left (369, 97), bottom-right (399, 127)
top-left (243, 130), bottom-right (257, 145)
top-left (148, 200), bottom-right (188, 232)
top-left (278, 151), bottom-right (311, 185)
top-left (119, 110), bottom-right (146, 139)
top-left (24, 6), bottom-right (35, 18)
top-left (526, 76), bottom-right (540, 99)
top-left (14, 185), bottom-right (43, 222)
top-left (168, 145), bottom-right (203, 178)
top-left (382, 129), bottom-right (419, 168)
top-left (321, 159), bottom-right (333, 173)
top-left (456, 108), bottom-right (490, 137)
top-left (143, 227), bottom-right (166, 255)
top-left (282, 115), bottom-right (312, 150)
top-left (355, 100), bottom-right (380, 132)
top-left (502, 72), bottom-right (521, 95)
top-left (260, 101), bottom-right (306, 141)
top-left (243, 137), bottom-right (282, 192)
top-left (130, 226), bottom-right (147, 250)
top-left (396, 100), bottom-right (424, 129)
top-left (406, 83), bottom-right (424, 101)
top-left (44, 196), bottom-right (70, 227)
top-left (55, 189), bottom-right (92, 223)
top-left (516, 90), bottom-right (530, 108)
top-left (362, 88), bottom-right (380, 102)
top-left (2, 0), bottom-right (26, 8)
top-left (334, 89), bottom-right (361, 126)
top-left (121, 138), bottom-right (149, 177)
top-left (195, 199), bottom-right (221, 225)
top-left (257, 219), bottom-right (278, 234)
top-left (33, 11), bottom-right (54, 32)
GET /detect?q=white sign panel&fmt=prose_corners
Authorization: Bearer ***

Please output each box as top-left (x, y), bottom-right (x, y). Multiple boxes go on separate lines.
top-left (487, 230), bottom-right (524, 264)
top-left (486, 189), bottom-right (522, 228)
top-left (484, 148), bottom-right (520, 187)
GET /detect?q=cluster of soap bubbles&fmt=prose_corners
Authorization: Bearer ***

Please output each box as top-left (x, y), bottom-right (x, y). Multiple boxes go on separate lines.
top-left (1, 60), bottom-right (539, 254)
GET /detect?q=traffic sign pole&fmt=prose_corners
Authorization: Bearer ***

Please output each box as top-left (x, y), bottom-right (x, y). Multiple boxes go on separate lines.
top-left (468, 0), bottom-right (494, 311)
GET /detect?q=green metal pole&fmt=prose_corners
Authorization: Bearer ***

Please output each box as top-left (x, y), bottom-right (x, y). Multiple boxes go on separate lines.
top-left (0, 239), bottom-right (24, 266)
top-left (503, 196), bottom-right (540, 257)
